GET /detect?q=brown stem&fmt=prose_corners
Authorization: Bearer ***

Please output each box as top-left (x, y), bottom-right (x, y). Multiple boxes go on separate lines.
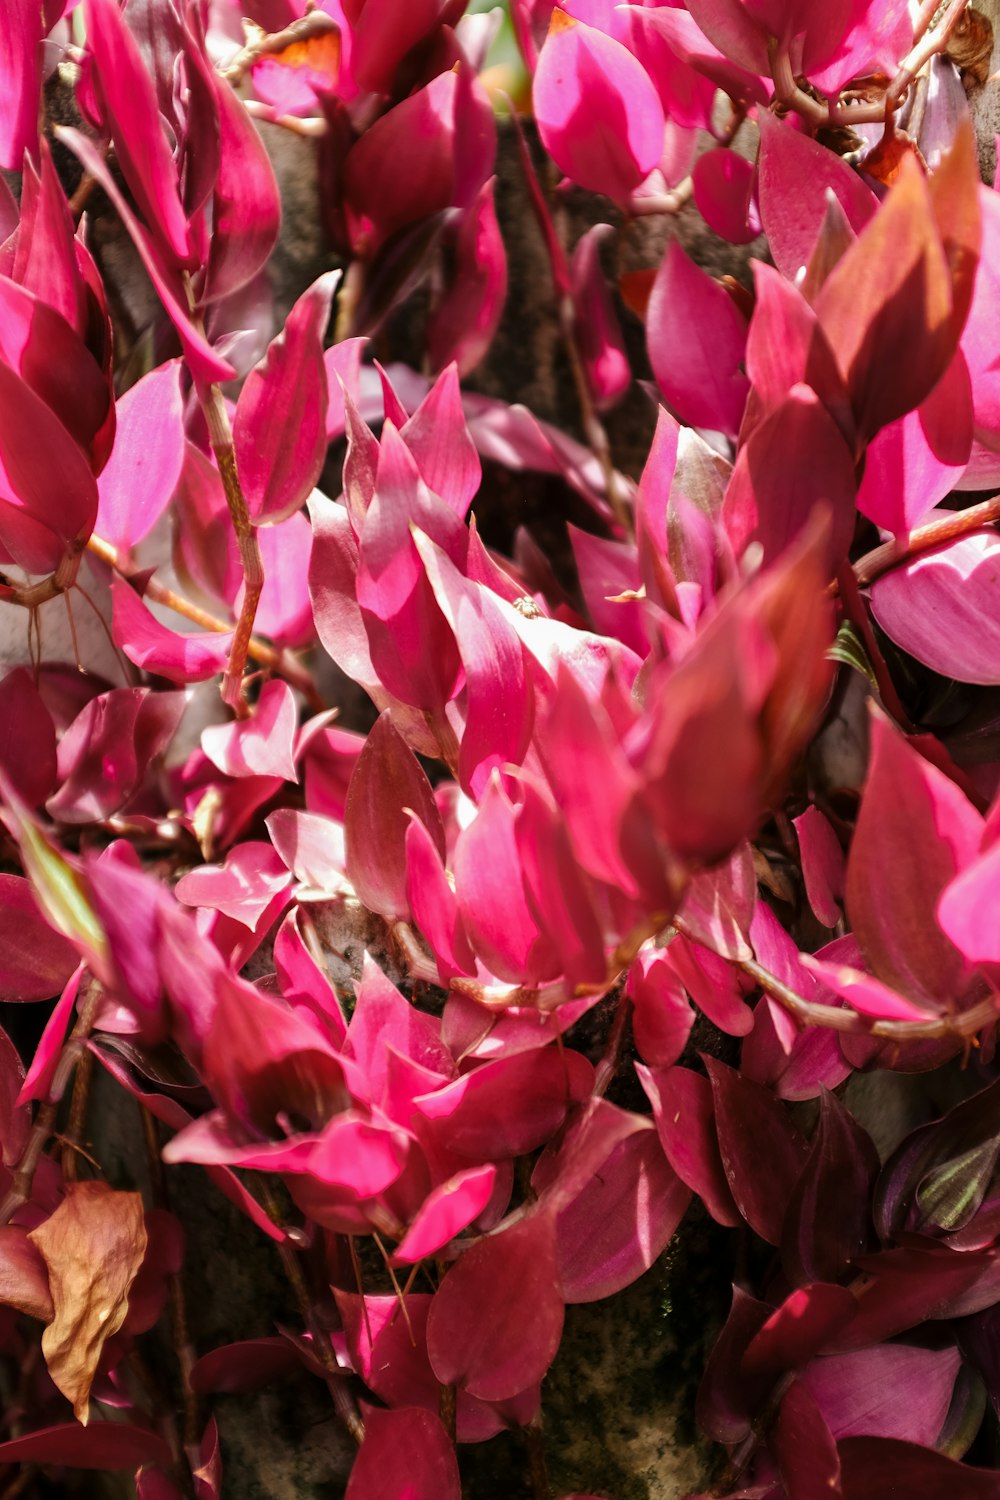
top-left (61, 1044), bottom-right (94, 1182)
top-left (0, 976), bottom-right (101, 1223)
top-left (85, 533), bottom-right (322, 707)
top-left (770, 0), bottom-right (972, 130)
top-left (439, 1381), bottom-right (457, 1445)
top-left (559, 292), bottom-right (634, 540)
top-left (194, 380), bottom-right (265, 713)
top-left (523, 1416), bottom-right (551, 1500)
top-left (593, 988), bottom-right (631, 1098)
top-left (852, 494), bottom-right (1000, 587)
top-left (140, 1106), bottom-right (201, 1456)
top-left (672, 915), bottom-right (1000, 1042)
top-left (257, 1180), bottom-right (365, 1446)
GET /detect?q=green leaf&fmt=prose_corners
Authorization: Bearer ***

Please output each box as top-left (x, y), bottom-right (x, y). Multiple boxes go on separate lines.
top-left (828, 621), bottom-right (880, 692)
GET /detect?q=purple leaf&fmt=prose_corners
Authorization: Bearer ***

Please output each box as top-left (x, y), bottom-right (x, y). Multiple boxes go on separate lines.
top-left (782, 1090), bottom-right (879, 1285)
top-left (0, 874), bottom-right (82, 1002)
top-left (837, 1437), bottom-right (1000, 1500)
top-left (427, 1208), bottom-right (565, 1400)
top-left (705, 1055), bottom-right (810, 1244)
top-left (0, 1422), bottom-right (171, 1471)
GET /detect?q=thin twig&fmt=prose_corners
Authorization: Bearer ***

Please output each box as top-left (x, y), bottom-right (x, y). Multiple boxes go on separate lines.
top-left (852, 494), bottom-right (1000, 587)
top-left (61, 1044), bottom-right (94, 1182)
top-left (86, 532), bottom-right (322, 707)
top-left (672, 915), bottom-right (1000, 1042)
top-left (523, 1416), bottom-right (551, 1500)
top-left (257, 1180), bottom-right (365, 1446)
top-left (139, 1105), bottom-right (201, 1457)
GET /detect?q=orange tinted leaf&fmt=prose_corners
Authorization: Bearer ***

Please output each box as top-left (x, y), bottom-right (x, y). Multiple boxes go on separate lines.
top-left (29, 1181), bottom-right (148, 1423)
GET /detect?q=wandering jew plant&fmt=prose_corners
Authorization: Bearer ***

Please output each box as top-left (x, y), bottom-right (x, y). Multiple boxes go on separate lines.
top-left (0, 0), bottom-right (1000, 1495)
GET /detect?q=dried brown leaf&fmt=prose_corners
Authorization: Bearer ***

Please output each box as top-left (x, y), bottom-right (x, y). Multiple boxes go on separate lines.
top-left (29, 1181), bottom-right (147, 1423)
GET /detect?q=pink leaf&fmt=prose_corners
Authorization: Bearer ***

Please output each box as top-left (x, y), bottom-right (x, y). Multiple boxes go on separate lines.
top-left (844, 713), bottom-right (982, 1006)
top-left (0, 1423), bottom-right (171, 1470)
top-left (705, 1055), bottom-right (810, 1243)
top-left (638, 1063), bottom-right (740, 1227)
top-left (647, 239), bottom-right (748, 437)
top-left (0, 1), bottom-right (43, 170)
top-left (801, 1344), bottom-right (961, 1445)
top-left (54, 126), bottom-right (232, 386)
top-left (48, 688), bottom-right (185, 824)
top-left (175, 842), bottom-right (292, 930)
top-left (756, 110), bottom-right (877, 280)
top-left (415, 1046), bottom-right (593, 1160)
top-left (570, 224), bottom-right (630, 408)
top-left (0, 359), bottom-right (99, 569)
top-left (0, 668), bottom-right (57, 808)
top-left (938, 838), bottom-right (1000, 965)
top-left (693, 148), bottom-right (761, 246)
top-left (203, 68), bottom-right (281, 303)
top-left (0, 874), bottom-right (82, 1003)
top-left (83, 0), bottom-right (192, 264)
top-left (405, 815), bottom-right (477, 983)
top-left (534, 13), bottom-right (665, 204)
top-left (626, 948), bottom-right (694, 1067)
top-left (393, 1165), bottom-right (498, 1263)
top-left (793, 805), bottom-right (845, 928)
top-left (345, 1405), bottom-right (460, 1500)
top-left (401, 365), bottom-right (481, 519)
top-left (870, 524), bottom-right (1000, 686)
top-left (202, 681), bottom-right (298, 783)
top-left (233, 272), bottom-right (337, 524)
top-left (96, 362), bottom-right (185, 551)
top-left (344, 710), bottom-right (445, 922)
top-left (111, 576), bottom-right (233, 683)
top-left (266, 809), bottom-right (348, 894)
top-left (550, 1128), bottom-right (690, 1302)
top-left (856, 351), bottom-right (973, 534)
top-left (427, 180), bottom-right (508, 378)
top-left (427, 1209), bottom-right (565, 1400)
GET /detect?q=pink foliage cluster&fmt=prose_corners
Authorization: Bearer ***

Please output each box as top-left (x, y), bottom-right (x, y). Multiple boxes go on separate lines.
top-left (1, 0), bottom-right (1000, 1497)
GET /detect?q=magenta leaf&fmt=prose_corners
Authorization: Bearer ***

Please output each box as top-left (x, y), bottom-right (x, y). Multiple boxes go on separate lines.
top-left (233, 272), bottom-right (337, 524)
top-left (773, 1381), bottom-right (843, 1500)
top-left (0, 1423), bottom-right (171, 1470)
top-left (48, 687), bottom-right (185, 824)
top-left (83, 0), bottom-right (192, 264)
top-left (415, 1046), bottom-right (593, 1160)
top-left (793, 806), bottom-right (845, 929)
top-left (0, 874), bottom-right (82, 1003)
top-left (427, 1208), bottom-right (565, 1400)
top-left (427, 180), bottom-right (508, 377)
top-left (203, 67), bottom-right (281, 303)
top-left (0, 1), bottom-right (43, 170)
top-left (111, 576), bottom-right (233, 683)
top-left (533, 14), bottom-right (664, 204)
top-left (844, 713), bottom-right (983, 1007)
top-left (405, 815), bottom-right (477, 984)
top-left (801, 1344), bottom-right (961, 1446)
top-left (202, 681), bottom-right (299, 783)
top-left (626, 948), bottom-right (694, 1067)
top-left (0, 668), bottom-right (57, 808)
top-left (871, 524), bottom-right (1000, 686)
top-left (693, 148), bottom-right (761, 246)
top-left (344, 710), bottom-right (445, 922)
top-left (837, 1436), bottom-right (1000, 1500)
top-left (756, 110), bottom-right (876, 280)
top-left (95, 362), bottom-right (185, 552)
top-left (570, 224), bottom-right (630, 408)
top-left (638, 1063), bottom-right (740, 1227)
top-left (781, 1090), bottom-right (879, 1285)
top-left (647, 238), bottom-right (749, 437)
top-left (345, 1405), bottom-right (460, 1500)
top-left (393, 1165), bottom-right (498, 1264)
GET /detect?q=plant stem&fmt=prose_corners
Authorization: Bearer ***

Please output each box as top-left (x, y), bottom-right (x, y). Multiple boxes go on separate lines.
top-left (86, 532), bottom-right (323, 708)
top-left (523, 1416), bottom-right (551, 1500)
top-left (194, 379), bottom-right (264, 714)
top-left (139, 1105), bottom-right (201, 1456)
top-left (852, 493), bottom-right (1000, 587)
top-left (257, 1180), bottom-right (365, 1446)
top-left (61, 1043), bottom-right (94, 1182)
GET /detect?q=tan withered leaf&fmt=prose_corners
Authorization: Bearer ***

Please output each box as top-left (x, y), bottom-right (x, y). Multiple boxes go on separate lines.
top-left (28, 1181), bottom-right (147, 1424)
